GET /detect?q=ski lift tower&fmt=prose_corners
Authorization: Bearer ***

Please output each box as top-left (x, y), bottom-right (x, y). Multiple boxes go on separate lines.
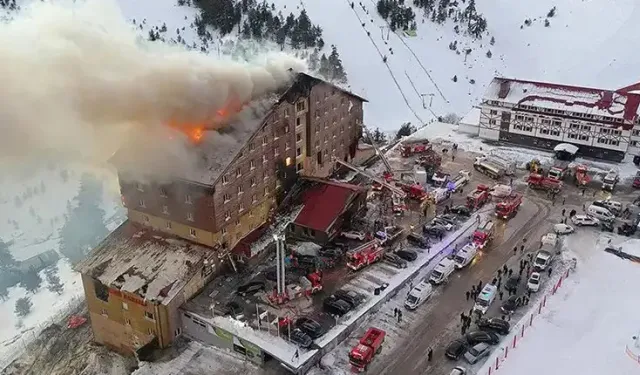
top-left (272, 234), bottom-right (288, 304)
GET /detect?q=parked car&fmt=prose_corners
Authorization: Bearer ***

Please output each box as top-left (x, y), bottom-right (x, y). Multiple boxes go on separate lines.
top-left (602, 221), bottom-right (615, 232)
top-left (463, 343), bottom-right (491, 364)
top-left (449, 366), bottom-right (467, 375)
top-left (504, 276), bottom-right (520, 293)
top-left (290, 328), bottom-right (313, 348)
top-left (424, 224), bottom-right (447, 237)
top-left (384, 252), bottom-right (408, 269)
top-left (431, 218), bottom-right (454, 231)
top-left (571, 214), bottom-right (600, 227)
top-left (527, 272), bottom-right (541, 292)
top-left (465, 330), bottom-right (500, 345)
top-left (295, 317), bottom-right (324, 339)
top-left (593, 199), bottom-right (622, 215)
top-left (237, 281), bottom-right (266, 296)
top-left (477, 318), bottom-right (510, 335)
top-left (553, 223), bottom-right (574, 235)
top-left (450, 205), bottom-right (471, 217)
top-left (318, 247), bottom-right (343, 258)
top-left (437, 214), bottom-right (459, 225)
top-left (501, 296), bottom-right (519, 314)
top-left (333, 289), bottom-right (363, 309)
top-left (323, 296), bottom-right (351, 316)
top-left (341, 231), bottom-right (366, 240)
top-left (407, 232), bottom-right (430, 248)
top-left (445, 339), bottom-right (469, 360)
top-left (396, 249), bottom-right (418, 261)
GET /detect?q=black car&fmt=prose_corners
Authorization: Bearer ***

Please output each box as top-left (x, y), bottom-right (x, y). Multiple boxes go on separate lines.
top-left (465, 330), bottom-right (500, 345)
top-left (601, 221), bottom-right (614, 232)
top-left (237, 281), bottom-right (266, 296)
top-left (501, 296), bottom-right (519, 314)
top-left (477, 318), bottom-right (510, 335)
top-left (423, 224), bottom-right (446, 237)
top-left (618, 222), bottom-right (637, 236)
top-left (295, 317), bottom-right (324, 339)
top-left (445, 339), bottom-right (468, 360)
top-left (296, 254), bottom-right (319, 268)
top-left (505, 276), bottom-right (520, 293)
top-left (318, 247), bottom-right (344, 259)
top-left (384, 252), bottom-right (408, 269)
top-left (437, 214), bottom-right (458, 225)
top-left (333, 289), bottom-right (363, 309)
top-left (290, 328), bottom-right (313, 348)
top-left (396, 249), bottom-right (418, 262)
top-left (407, 232), bottom-right (430, 248)
top-left (323, 296), bottom-right (351, 316)
top-left (450, 205), bottom-right (471, 217)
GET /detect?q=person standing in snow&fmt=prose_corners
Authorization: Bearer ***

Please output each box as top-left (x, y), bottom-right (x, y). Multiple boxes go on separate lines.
top-left (466, 291), bottom-right (470, 301)
top-left (548, 267), bottom-right (553, 277)
top-left (562, 208), bottom-right (566, 217)
top-left (427, 347), bottom-right (433, 361)
top-left (499, 290), bottom-right (504, 300)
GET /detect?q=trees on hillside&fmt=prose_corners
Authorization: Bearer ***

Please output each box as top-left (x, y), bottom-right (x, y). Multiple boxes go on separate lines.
top-left (377, 0), bottom-right (416, 31)
top-left (20, 269), bottom-right (42, 294)
top-left (0, 239), bottom-right (16, 271)
top-left (395, 123), bottom-right (417, 139)
top-left (45, 266), bottom-right (64, 295)
top-left (15, 297), bottom-right (32, 317)
top-left (316, 46), bottom-right (347, 83)
top-left (59, 173), bottom-right (109, 264)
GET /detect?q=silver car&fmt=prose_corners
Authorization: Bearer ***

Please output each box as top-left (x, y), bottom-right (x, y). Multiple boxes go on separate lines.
top-left (463, 342), bottom-right (491, 364)
top-left (449, 366), bottom-right (467, 375)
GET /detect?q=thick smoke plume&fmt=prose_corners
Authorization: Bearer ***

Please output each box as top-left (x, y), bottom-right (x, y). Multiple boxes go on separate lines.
top-left (0, 0), bottom-right (306, 170)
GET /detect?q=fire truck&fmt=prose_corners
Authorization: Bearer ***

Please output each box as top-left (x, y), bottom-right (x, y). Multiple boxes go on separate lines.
top-left (450, 170), bottom-right (471, 192)
top-left (346, 241), bottom-right (384, 271)
top-left (432, 171), bottom-right (450, 188)
top-left (396, 182), bottom-right (428, 200)
top-left (472, 220), bottom-right (495, 249)
top-left (575, 165), bottom-right (591, 187)
top-left (401, 142), bottom-right (431, 157)
top-left (466, 184), bottom-right (490, 210)
top-left (267, 271), bottom-right (323, 305)
top-left (527, 173), bottom-right (563, 193)
top-left (495, 193), bottom-right (523, 219)
top-left (349, 327), bottom-right (386, 372)
top-left (547, 160), bottom-right (571, 181)
top-left (473, 158), bottom-right (506, 179)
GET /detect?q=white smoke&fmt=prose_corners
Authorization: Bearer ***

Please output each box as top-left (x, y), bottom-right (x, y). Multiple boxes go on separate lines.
top-left (0, 0), bottom-right (307, 169)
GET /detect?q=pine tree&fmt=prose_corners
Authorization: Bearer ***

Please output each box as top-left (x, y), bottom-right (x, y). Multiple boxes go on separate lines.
top-left (59, 173), bottom-right (109, 264)
top-left (45, 266), bottom-right (64, 295)
top-left (328, 46), bottom-right (348, 83)
top-left (396, 123), bottom-right (417, 139)
top-left (15, 297), bottom-right (32, 317)
top-left (490, 36), bottom-right (495, 45)
top-left (318, 53), bottom-right (331, 79)
top-left (0, 239), bottom-right (16, 270)
top-left (547, 6), bottom-right (556, 18)
top-left (20, 269), bottom-right (42, 294)
top-left (486, 50), bottom-right (492, 58)
top-left (373, 127), bottom-right (386, 143)
top-left (308, 49), bottom-right (320, 71)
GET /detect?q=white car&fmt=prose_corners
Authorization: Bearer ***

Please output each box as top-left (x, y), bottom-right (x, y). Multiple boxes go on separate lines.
top-left (449, 366), bottom-right (467, 375)
top-left (341, 231), bottom-right (365, 240)
top-left (527, 272), bottom-right (541, 292)
top-left (571, 215), bottom-right (600, 227)
top-left (553, 223), bottom-right (574, 235)
top-left (490, 184), bottom-right (512, 198)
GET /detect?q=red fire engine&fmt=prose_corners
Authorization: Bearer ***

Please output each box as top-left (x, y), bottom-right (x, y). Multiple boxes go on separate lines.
top-left (401, 142), bottom-right (430, 157)
top-left (575, 165), bottom-right (591, 187)
top-left (547, 160), bottom-right (570, 181)
top-left (396, 182), bottom-right (428, 200)
top-left (527, 173), bottom-right (563, 193)
top-left (346, 241), bottom-right (384, 271)
top-left (495, 193), bottom-right (523, 219)
top-left (466, 184), bottom-right (490, 210)
top-left (472, 220), bottom-right (494, 249)
top-left (349, 327), bottom-right (386, 372)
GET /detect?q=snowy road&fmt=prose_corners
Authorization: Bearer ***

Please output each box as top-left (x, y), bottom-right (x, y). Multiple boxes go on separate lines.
top-left (369, 196), bottom-right (553, 375)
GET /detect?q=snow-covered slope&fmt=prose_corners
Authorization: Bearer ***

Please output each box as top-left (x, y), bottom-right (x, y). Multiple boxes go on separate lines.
top-left (106, 0), bottom-right (640, 130)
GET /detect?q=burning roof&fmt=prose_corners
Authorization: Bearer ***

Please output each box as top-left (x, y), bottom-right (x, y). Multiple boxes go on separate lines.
top-left (76, 220), bottom-right (217, 305)
top-left (484, 77), bottom-right (640, 128)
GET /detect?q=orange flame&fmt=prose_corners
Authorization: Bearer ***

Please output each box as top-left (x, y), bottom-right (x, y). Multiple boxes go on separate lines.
top-left (168, 98), bottom-right (244, 144)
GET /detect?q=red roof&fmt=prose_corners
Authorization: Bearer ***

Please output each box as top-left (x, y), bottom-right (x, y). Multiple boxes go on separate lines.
top-left (293, 180), bottom-right (364, 233)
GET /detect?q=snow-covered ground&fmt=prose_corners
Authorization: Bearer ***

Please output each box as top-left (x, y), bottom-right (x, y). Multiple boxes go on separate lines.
top-left (481, 232), bottom-right (640, 375)
top-left (0, 161), bottom-right (125, 368)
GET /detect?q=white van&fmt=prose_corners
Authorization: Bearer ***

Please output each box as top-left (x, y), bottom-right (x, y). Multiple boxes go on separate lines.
top-left (429, 258), bottom-right (455, 284)
top-left (540, 233), bottom-right (558, 248)
top-left (454, 244), bottom-right (478, 269)
top-left (587, 204), bottom-right (615, 222)
top-left (405, 280), bottom-right (434, 310)
top-left (593, 200), bottom-right (622, 214)
top-left (533, 250), bottom-right (554, 271)
top-left (473, 284), bottom-right (498, 315)
top-left (602, 170), bottom-right (619, 191)
top-left (432, 188), bottom-right (451, 204)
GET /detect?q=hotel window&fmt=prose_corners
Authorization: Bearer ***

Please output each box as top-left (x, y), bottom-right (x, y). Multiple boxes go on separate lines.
top-left (296, 101), bottom-right (305, 111)
top-left (235, 218), bottom-right (241, 226)
top-left (263, 171), bottom-right (269, 180)
top-left (221, 227), bottom-right (227, 235)
top-left (579, 135), bottom-right (589, 141)
top-left (568, 133), bottom-right (578, 139)
top-left (165, 221), bottom-right (172, 229)
top-left (541, 119), bottom-right (551, 126)
top-left (633, 130), bottom-right (640, 136)
top-left (540, 128), bottom-right (549, 135)
top-left (297, 162), bottom-right (303, 172)
top-left (315, 110), bottom-right (320, 118)
top-left (296, 117), bottom-right (302, 127)
top-left (296, 147), bottom-right (302, 157)
top-left (488, 119), bottom-right (496, 125)
top-left (224, 212), bottom-right (231, 221)
top-left (250, 178), bottom-right (256, 187)
top-left (185, 194), bottom-right (192, 204)
top-left (236, 168), bottom-right (242, 177)
top-left (284, 108), bottom-right (290, 117)
top-left (249, 142), bottom-right (255, 151)
top-left (252, 194), bottom-right (257, 203)
top-left (515, 115), bottom-right (524, 121)
top-left (551, 129), bottom-right (560, 136)
top-left (552, 120), bottom-right (562, 127)
top-left (286, 141), bottom-right (291, 150)
top-left (223, 194), bottom-right (231, 203)
top-left (239, 202), bottom-right (245, 212)
top-left (162, 205), bottom-right (169, 214)
top-left (136, 183), bottom-right (144, 192)
top-left (296, 133), bottom-right (302, 142)
top-left (262, 136), bottom-right (268, 145)
top-left (237, 185), bottom-right (244, 195)
top-left (489, 110), bottom-right (497, 115)
top-left (262, 154), bottom-right (268, 163)
top-left (125, 318), bottom-right (131, 325)
top-left (284, 124), bottom-right (290, 133)
top-left (250, 160), bottom-right (256, 170)
top-left (145, 312), bottom-right (155, 320)
top-left (274, 147), bottom-right (280, 157)
top-left (187, 212), bottom-right (194, 221)
top-left (159, 187), bottom-right (168, 197)
top-left (222, 175), bottom-right (229, 185)
top-left (139, 199), bottom-right (145, 208)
